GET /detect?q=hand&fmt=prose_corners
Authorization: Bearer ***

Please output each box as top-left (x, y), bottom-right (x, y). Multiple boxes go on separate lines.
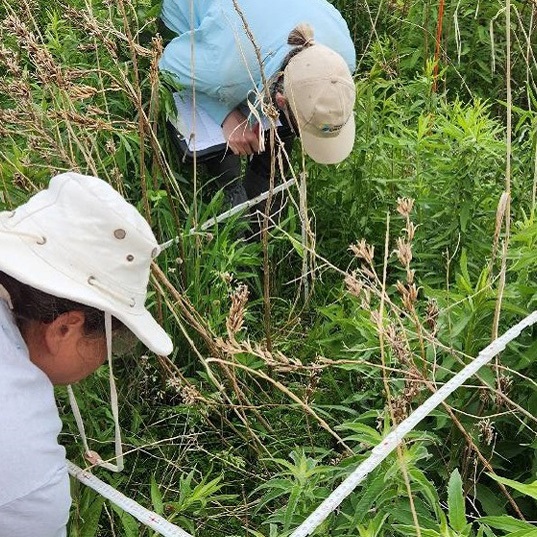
top-left (222, 109), bottom-right (260, 156)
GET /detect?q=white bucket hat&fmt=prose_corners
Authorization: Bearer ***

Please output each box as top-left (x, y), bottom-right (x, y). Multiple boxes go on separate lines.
top-left (0, 171), bottom-right (173, 356)
top-left (284, 43), bottom-right (356, 165)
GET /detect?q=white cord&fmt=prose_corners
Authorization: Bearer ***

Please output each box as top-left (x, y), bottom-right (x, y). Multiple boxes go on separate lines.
top-left (105, 311), bottom-right (124, 472)
top-left (67, 313), bottom-right (124, 472)
top-left (196, 177), bottom-right (296, 232)
top-left (158, 177), bottom-right (298, 252)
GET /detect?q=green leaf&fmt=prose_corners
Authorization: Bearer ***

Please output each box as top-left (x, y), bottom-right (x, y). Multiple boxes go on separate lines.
top-left (488, 474), bottom-right (537, 500)
top-left (392, 524), bottom-right (441, 537)
top-left (474, 484), bottom-right (505, 516)
top-left (447, 469), bottom-right (466, 532)
top-left (151, 474), bottom-right (164, 515)
top-left (351, 473), bottom-right (391, 524)
top-left (409, 468), bottom-right (445, 523)
top-left (110, 504), bottom-right (139, 537)
top-left (459, 201), bottom-right (471, 232)
top-left (338, 422), bottom-right (383, 447)
top-left (459, 249), bottom-right (471, 288)
top-left (482, 525), bottom-right (501, 537)
top-left (503, 530), bottom-right (537, 537)
top-left (479, 516), bottom-right (536, 533)
top-left (79, 494), bottom-right (105, 537)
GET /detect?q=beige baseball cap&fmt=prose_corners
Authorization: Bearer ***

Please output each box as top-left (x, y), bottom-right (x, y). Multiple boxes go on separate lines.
top-left (283, 43), bottom-right (356, 165)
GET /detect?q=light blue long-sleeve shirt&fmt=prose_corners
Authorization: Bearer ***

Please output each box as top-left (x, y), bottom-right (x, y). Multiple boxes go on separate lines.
top-left (159, 0), bottom-right (356, 126)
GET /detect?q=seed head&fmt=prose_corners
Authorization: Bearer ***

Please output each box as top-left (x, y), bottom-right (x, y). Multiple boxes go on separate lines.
top-left (477, 418), bottom-right (495, 446)
top-left (394, 237), bottom-right (412, 267)
top-left (396, 281), bottom-right (418, 311)
top-left (226, 283), bottom-right (249, 340)
top-left (344, 271), bottom-right (363, 298)
top-left (397, 197), bottom-right (415, 218)
top-left (405, 221), bottom-right (417, 241)
top-left (349, 239), bottom-right (375, 265)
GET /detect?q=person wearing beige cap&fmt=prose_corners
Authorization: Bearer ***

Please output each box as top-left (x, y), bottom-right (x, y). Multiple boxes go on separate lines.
top-left (159, 0), bottom-right (356, 225)
top-left (0, 172), bottom-right (173, 536)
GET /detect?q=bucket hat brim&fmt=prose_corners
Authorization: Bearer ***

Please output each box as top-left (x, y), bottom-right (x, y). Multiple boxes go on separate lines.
top-left (0, 177), bottom-right (173, 357)
top-left (0, 233), bottom-right (172, 355)
top-left (0, 172), bottom-right (173, 356)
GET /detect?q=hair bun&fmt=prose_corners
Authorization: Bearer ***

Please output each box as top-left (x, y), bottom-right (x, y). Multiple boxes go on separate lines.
top-left (287, 23), bottom-right (315, 47)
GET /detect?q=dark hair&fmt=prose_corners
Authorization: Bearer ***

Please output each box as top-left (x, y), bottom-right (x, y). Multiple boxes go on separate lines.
top-left (272, 24), bottom-right (315, 94)
top-left (0, 271), bottom-right (122, 335)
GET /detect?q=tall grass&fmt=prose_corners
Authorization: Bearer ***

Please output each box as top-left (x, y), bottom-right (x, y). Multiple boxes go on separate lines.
top-left (1, 0), bottom-right (537, 535)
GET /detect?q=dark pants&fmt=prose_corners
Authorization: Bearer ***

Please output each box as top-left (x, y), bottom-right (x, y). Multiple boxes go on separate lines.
top-left (206, 123), bottom-right (296, 233)
top-left (169, 119), bottom-right (296, 235)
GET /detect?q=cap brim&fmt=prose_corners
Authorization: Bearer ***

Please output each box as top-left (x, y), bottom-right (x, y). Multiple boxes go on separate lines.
top-left (0, 233), bottom-right (173, 356)
top-left (301, 114), bottom-right (355, 165)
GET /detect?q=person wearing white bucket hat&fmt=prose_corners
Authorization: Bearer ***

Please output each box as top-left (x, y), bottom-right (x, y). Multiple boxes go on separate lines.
top-left (0, 172), bottom-right (172, 536)
top-left (159, 0), bottom-right (356, 231)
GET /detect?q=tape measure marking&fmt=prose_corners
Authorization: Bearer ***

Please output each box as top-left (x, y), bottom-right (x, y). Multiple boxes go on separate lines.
top-left (67, 460), bottom-right (193, 537)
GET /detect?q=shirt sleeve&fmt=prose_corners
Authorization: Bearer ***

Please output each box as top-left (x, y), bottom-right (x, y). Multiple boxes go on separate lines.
top-left (159, 32), bottom-right (239, 125)
top-left (160, 0), bottom-right (212, 35)
top-left (0, 300), bottom-right (71, 537)
top-left (159, 1), bottom-right (258, 126)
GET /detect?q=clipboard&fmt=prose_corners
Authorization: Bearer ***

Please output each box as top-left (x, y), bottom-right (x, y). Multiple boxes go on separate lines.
top-left (169, 92), bottom-right (282, 163)
top-left (169, 93), bottom-right (228, 162)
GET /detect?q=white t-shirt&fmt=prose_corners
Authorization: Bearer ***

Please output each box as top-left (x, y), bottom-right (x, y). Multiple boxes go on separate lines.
top-left (0, 299), bottom-right (70, 537)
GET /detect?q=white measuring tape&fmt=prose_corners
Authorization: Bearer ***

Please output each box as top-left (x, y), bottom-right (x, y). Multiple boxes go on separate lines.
top-left (68, 311), bottom-right (536, 537)
top-left (67, 460), bottom-right (193, 537)
top-left (289, 310), bottom-right (537, 537)
top-left (158, 177), bottom-right (297, 251)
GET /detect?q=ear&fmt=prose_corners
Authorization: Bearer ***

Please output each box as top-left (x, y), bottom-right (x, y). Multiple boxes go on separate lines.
top-left (275, 91), bottom-right (288, 110)
top-left (43, 311), bottom-right (85, 355)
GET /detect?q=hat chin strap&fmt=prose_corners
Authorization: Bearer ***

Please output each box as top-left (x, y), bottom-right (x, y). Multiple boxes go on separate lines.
top-left (0, 284), bottom-right (13, 310)
top-left (0, 225), bottom-right (48, 245)
top-left (67, 311), bottom-right (124, 472)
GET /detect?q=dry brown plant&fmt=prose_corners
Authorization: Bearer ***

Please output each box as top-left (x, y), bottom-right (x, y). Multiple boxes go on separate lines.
top-left (226, 283), bottom-right (249, 341)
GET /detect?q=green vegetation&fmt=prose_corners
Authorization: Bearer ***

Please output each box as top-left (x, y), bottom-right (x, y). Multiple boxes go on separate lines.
top-left (1, 0), bottom-right (537, 535)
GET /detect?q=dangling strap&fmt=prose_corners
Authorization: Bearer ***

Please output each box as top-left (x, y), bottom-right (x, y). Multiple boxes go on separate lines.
top-left (67, 384), bottom-right (91, 455)
top-left (67, 312), bottom-right (124, 472)
top-left (106, 311), bottom-right (124, 472)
